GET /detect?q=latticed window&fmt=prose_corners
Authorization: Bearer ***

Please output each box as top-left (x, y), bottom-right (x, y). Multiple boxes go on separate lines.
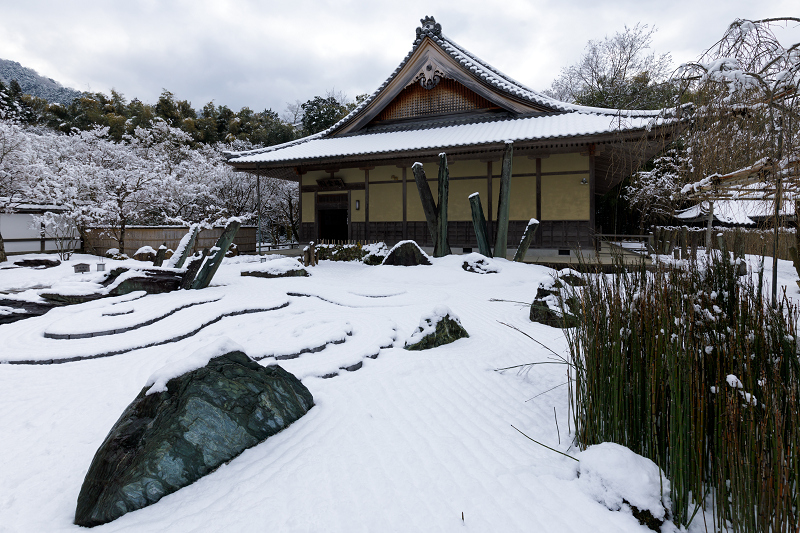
top-left (376, 79), bottom-right (498, 121)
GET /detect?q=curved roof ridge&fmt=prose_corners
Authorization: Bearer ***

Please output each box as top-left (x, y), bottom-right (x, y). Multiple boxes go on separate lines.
top-left (437, 32), bottom-right (668, 118)
top-left (227, 38), bottom-right (424, 159)
top-left (227, 16), bottom-right (671, 160)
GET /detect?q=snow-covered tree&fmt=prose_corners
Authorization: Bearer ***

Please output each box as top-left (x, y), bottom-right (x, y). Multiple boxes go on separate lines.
top-left (546, 24), bottom-right (676, 110)
top-left (676, 17), bottom-right (800, 182)
top-left (625, 146), bottom-right (691, 232)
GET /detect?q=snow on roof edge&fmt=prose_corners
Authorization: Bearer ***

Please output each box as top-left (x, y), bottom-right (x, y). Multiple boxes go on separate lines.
top-left (227, 18), bottom-right (675, 162)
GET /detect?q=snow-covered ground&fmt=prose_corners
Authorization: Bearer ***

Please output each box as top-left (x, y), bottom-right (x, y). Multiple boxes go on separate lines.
top-left (1, 252), bottom-right (797, 532)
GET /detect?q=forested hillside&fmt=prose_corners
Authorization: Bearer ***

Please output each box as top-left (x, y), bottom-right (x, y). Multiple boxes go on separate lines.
top-left (0, 59), bottom-right (83, 106)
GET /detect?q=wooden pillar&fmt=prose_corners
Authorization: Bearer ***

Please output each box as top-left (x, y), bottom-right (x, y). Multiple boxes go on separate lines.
top-left (402, 166), bottom-right (407, 240)
top-left (297, 175), bottom-right (303, 242)
top-left (347, 189), bottom-right (352, 241)
top-left (589, 144), bottom-right (596, 251)
top-left (365, 169), bottom-right (371, 241)
top-left (536, 158), bottom-right (542, 248)
top-left (487, 161), bottom-right (493, 242)
top-left (313, 191), bottom-right (319, 241)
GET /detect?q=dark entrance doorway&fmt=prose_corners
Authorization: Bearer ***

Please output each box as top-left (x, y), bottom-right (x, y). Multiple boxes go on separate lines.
top-left (317, 193), bottom-right (349, 241)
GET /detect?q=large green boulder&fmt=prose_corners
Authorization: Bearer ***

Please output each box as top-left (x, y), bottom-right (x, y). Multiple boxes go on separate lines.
top-left (74, 341), bottom-right (314, 527)
top-left (382, 240), bottom-right (432, 266)
top-left (404, 306), bottom-right (469, 350)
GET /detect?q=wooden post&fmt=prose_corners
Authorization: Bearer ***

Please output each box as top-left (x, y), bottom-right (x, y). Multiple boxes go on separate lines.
top-left (190, 220), bottom-right (241, 289)
top-left (513, 219), bottom-right (539, 262)
top-left (401, 166), bottom-right (408, 241)
top-left (364, 169), bottom-right (370, 241)
top-left (667, 228), bottom-right (678, 255)
top-left (298, 175), bottom-right (303, 243)
top-left (494, 142), bottom-right (513, 259)
top-left (681, 226), bottom-right (689, 260)
top-left (487, 161), bottom-right (493, 243)
top-left (705, 201), bottom-right (714, 255)
top-left (468, 193), bottom-right (492, 257)
top-left (535, 158), bottom-right (542, 246)
top-left (589, 145), bottom-right (596, 252)
top-left (435, 152), bottom-right (451, 257)
top-left (412, 162), bottom-right (438, 249)
top-left (256, 163), bottom-right (261, 255)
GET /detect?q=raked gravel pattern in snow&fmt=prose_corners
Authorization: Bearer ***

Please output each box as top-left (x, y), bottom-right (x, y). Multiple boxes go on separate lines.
top-left (5, 253), bottom-right (790, 532)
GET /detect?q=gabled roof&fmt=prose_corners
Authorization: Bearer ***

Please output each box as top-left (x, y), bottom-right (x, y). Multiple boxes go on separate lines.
top-left (227, 16), bottom-right (676, 167)
top-left (231, 112), bottom-right (667, 165)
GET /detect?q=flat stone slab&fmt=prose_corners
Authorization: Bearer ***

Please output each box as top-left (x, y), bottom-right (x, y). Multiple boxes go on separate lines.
top-left (74, 345), bottom-right (314, 527)
top-left (241, 258), bottom-right (308, 278)
top-left (14, 258), bottom-right (61, 268)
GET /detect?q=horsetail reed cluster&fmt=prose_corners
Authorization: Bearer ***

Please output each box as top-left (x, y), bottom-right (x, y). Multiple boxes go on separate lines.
top-left (564, 253), bottom-right (800, 531)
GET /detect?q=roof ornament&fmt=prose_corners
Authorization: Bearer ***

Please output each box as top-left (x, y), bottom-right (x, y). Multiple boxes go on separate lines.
top-left (414, 59), bottom-right (445, 90)
top-left (415, 16), bottom-right (442, 43)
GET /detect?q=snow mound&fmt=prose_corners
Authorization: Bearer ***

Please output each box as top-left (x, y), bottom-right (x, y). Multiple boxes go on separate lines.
top-left (145, 337), bottom-right (247, 395)
top-left (135, 246), bottom-right (156, 256)
top-left (576, 442), bottom-right (670, 521)
top-left (242, 257), bottom-right (306, 276)
top-left (462, 253), bottom-right (500, 274)
top-left (385, 240), bottom-right (429, 258)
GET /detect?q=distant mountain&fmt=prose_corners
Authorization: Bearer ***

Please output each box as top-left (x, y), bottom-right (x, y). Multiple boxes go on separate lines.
top-left (0, 58), bottom-right (83, 106)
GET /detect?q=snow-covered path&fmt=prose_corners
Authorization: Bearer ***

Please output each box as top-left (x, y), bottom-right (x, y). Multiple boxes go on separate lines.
top-left (6, 253), bottom-right (787, 532)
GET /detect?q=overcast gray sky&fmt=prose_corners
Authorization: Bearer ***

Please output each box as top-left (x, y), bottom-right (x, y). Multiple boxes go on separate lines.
top-left (1, 0), bottom-right (798, 115)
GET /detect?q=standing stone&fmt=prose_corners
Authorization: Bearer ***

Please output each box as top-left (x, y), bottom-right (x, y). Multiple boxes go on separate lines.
top-left (169, 225), bottom-right (201, 269)
top-left (468, 192), bottom-right (492, 258)
top-left (494, 141), bottom-right (513, 259)
top-left (412, 162), bottom-right (439, 250)
top-left (74, 350), bottom-right (314, 527)
top-left (153, 244), bottom-right (167, 267)
top-left (513, 219), bottom-right (539, 262)
top-left (382, 240), bottom-right (432, 266)
top-left (190, 220), bottom-right (241, 289)
top-left (435, 153), bottom-right (451, 257)
top-left (179, 251), bottom-right (206, 290)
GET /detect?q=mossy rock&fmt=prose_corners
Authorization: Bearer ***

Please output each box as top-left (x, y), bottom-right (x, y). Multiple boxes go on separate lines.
top-left (363, 252), bottom-right (385, 266)
top-left (405, 309), bottom-right (469, 350)
top-left (74, 351), bottom-right (313, 527)
top-left (529, 299), bottom-right (579, 328)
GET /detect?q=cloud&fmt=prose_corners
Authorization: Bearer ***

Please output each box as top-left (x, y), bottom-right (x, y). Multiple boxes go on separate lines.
top-left (1, 0), bottom-right (798, 114)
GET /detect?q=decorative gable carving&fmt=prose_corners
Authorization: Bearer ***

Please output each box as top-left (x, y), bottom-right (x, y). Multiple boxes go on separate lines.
top-left (413, 58), bottom-right (446, 90)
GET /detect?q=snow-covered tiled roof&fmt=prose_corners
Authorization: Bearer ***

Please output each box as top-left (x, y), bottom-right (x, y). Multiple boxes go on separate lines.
top-left (228, 16), bottom-right (674, 165)
top-left (232, 112), bottom-right (664, 164)
top-left (676, 197), bottom-right (796, 225)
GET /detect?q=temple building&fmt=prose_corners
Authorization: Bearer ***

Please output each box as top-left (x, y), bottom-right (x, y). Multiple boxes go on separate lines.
top-left (226, 16), bottom-right (678, 253)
